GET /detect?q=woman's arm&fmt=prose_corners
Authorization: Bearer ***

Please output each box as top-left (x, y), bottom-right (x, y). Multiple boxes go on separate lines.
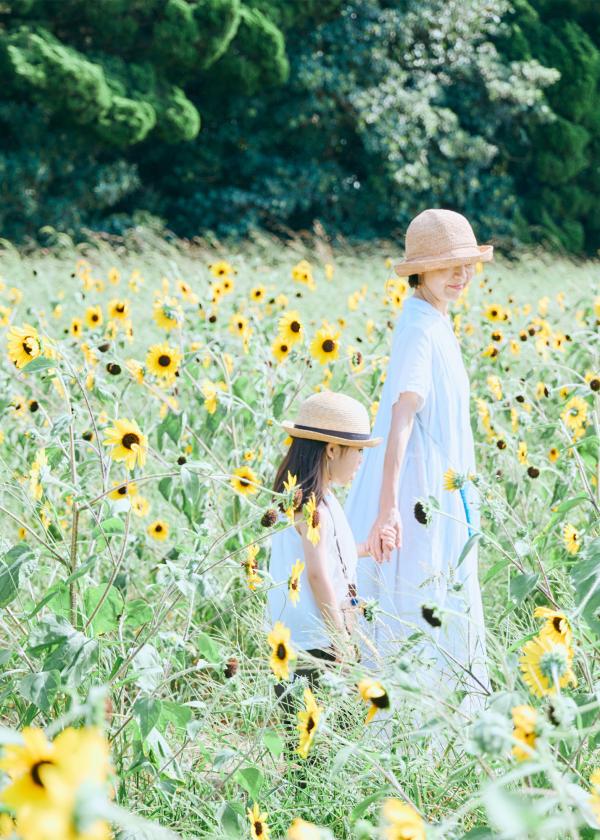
top-left (367, 392), bottom-right (421, 563)
top-left (296, 513), bottom-right (350, 655)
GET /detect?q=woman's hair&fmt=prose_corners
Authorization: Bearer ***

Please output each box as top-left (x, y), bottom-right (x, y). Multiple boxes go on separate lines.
top-left (408, 273), bottom-right (422, 288)
top-left (273, 437), bottom-right (349, 507)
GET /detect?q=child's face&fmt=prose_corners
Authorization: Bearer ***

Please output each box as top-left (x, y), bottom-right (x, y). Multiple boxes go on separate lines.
top-left (422, 263), bottom-right (475, 302)
top-left (326, 444), bottom-right (364, 485)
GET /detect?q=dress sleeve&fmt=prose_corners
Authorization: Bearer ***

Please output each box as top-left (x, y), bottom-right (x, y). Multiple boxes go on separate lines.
top-left (393, 324), bottom-right (433, 408)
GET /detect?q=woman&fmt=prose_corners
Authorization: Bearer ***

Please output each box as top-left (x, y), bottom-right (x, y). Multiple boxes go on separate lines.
top-left (345, 208), bottom-right (492, 712)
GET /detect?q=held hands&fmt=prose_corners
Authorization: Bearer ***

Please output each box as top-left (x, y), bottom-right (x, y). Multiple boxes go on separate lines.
top-left (367, 507), bottom-right (402, 564)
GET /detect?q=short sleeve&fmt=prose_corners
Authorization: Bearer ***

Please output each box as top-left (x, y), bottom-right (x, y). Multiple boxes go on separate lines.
top-left (394, 325), bottom-right (433, 407)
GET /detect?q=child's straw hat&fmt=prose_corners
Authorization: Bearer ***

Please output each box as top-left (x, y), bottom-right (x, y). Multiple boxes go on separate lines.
top-left (282, 390), bottom-right (382, 447)
top-left (394, 208), bottom-right (493, 276)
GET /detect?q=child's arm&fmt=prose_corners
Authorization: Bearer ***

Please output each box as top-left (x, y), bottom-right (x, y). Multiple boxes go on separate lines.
top-left (357, 526), bottom-right (397, 558)
top-left (296, 513), bottom-right (350, 653)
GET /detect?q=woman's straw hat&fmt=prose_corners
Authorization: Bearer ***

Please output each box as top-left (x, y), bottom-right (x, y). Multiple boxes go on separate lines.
top-left (282, 390), bottom-right (382, 448)
top-left (394, 208), bottom-right (493, 276)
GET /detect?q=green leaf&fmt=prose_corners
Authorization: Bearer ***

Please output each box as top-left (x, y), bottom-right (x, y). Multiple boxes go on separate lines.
top-left (505, 481), bottom-right (518, 507)
top-left (124, 598), bottom-right (154, 629)
top-left (219, 802), bottom-right (242, 838)
top-left (456, 533), bottom-right (481, 568)
top-left (482, 558), bottom-right (509, 585)
top-left (83, 583), bottom-right (124, 635)
top-left (91, 517), bottom-right (125, 539)
top-left (196, 631), bottom-right (221, 664)
top-left (509, 572), bottom-right (540, 603)
top-left (158, 701), bottom-right (192, 733)
top-left (133, 697), bottom-right (163, 739)
top-left (19, 670), bottom-right (61, 711)
top-left (350, 790), bottom-right (389, 822)
top-left (22, 356), bottom-right (55, 374)
top-left (0, 544), bottom-right (33, 608)
top-left (157, 411), bottom-right (185, 449)
top-left (158, 477), bottom-right (173, 502)
top-left (234, 766), bottom-right (263, 800)
top-left (272, 390), bottom-right (286, 419)
top-left (262, 730), bottom-right (284, 759)
top-left (571, 537), bottom-right (600, 634)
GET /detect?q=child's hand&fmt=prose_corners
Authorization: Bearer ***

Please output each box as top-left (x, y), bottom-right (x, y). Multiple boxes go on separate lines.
top-left (380, 525), bottom-right (397, 555)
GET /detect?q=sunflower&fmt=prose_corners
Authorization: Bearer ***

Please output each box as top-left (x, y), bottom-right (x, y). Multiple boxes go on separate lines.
top-left (483, 303), bottom-right (506, 322)
top-left (548, 446), bottom-right (560, 463)
top-left (310, 321), bottom-right (340, 365)
top-left (533, 606), bottom-right (573, 648)
top-left (108, 266), bottom-right (120, 285)
top-left (107, 299), bottom-right (130, 321)
top-left (109, 480), bottom-right (138, 501)
top-left (267, 621), bottom-right (296, 680)
top-left (297, 687), bottom-right (323, 759)
top-left (69, 317), bottom-right (83, 339)
top-left (230, 465), bottom-right (259, 496)
top-left (0, 726), bottom-right (55, 809)
top-left (153, 296), bottom-right (183, 332)
top-left (486, 375), bottom-right (503, 401)
top-left (209, 260), bottom-right (235, 278)
top-left (131, 495), bottom-right (150, 517)
top-left (517, 441), bottom-right (528, 465)
top-left (561, 396), bottom-right (588, 431)
top-left (0, 304), bottom-right (12, 326)
top-left (247, 803), bottom-right (270, 840)
top-left (146, 341), bottom-right (182, 384)
top-left (358, 679), bottom-right (390, 723)
top-left (250, 284), bottom-right (266, 303)
top-left (279, 311), bottom-right (304, 345)
top-left (381, 798), bottom-right (425, 840)
top-left (148, 519), bottom-right (169, 541)
top-left (443, 468), bottom-right (466, 491)
top-left (291, 259), bottom-right (315, 290)
top-left (288, 559), bottom-right (305, 605)
top-left (563, 523), bottom-right (580, 555)
top-left (7, 324), bottom-right (42, 369)
top-left (303, 494), bottom-right (321, 545)
top-left (103, 418), bottom-right (148, 471)
top-left (245, 544), bottom-right (262, 591)
top-left (229, 312), bottom-right (249, 336)
top-left (85, 305), bottom-right (103, 329)
top-left (511, 704), bottom-right (538, 761)
top-left (519, 634), bottom-right (577, 697)
top-left (287, 818), bottom-right (321, 840)
top-left (176, 278), bottom-right (198, 303)
top-left (272, 336), bottom-right (291, 363)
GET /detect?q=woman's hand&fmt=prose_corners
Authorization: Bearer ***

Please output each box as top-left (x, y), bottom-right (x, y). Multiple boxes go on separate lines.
top-left (367, 507), bottom-right (402, 563)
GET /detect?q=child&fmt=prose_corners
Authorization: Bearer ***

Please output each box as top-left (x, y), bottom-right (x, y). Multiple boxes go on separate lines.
top-left (266, 390), bottom-right (395, 710)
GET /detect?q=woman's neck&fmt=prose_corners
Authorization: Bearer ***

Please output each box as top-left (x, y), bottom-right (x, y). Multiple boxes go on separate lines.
top-left (413, 287), bottom-right (449, 316)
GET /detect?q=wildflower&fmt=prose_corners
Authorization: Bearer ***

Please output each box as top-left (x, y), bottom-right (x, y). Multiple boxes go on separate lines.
top-left (325, 263), bottom-right (334, 280)
top-left (548, 446), bottom-right (559, 463)
top-left (443, 468), bottom-right (466, 491)
top-left (176, 278), bottom-right (198, 303)
top-left (534, 606), bottom-right (573, 648)
top-left (563, 523), bottom-right (580, 555)
top-left (200, 379), bottom-right (225, 414)
top-left (303, 494), bottom-right (320, 545)
top-left (413, 501), bottom-right (429, 526)
top-left (272, 337), bottom-right (291, 363)
top-left (511, 704), bottom-right (538, 761)
top-left (561, 396), bottom-right (587, 432)
top-left (421, 604), bottom-right (442, 628)
top-left (288, 559), bottom-right (304, 605)
top-left (588, 769), bottom-right (600, 823)
top-left (267, 621), bottom-right (296, 680)
top-left (153, 296), bottom-right (183, 332)
top-left (245, 544), bottom-right (262, 590)
top-left (131, 495), bottom-right (150, 517)
top-left (297, 687), bottom-right (323, 759)
top-left (230, 466), bottom-right (259, 496)
top-left (310, 321), bottom-right (340, 365)
top-left (484, 303), bottom-right (506, 322)
top-left (7, 324), bottom-right (42, 369)
top-left (146, 341), bottom-right (182, 384)
top-left (381, 798), bottom-right (425, 840)
top-left (519, 634), bottom-right (577, 698)
top-left (487, 375), bottom-right (503, 401)
top-left (85, 305), bottom-right (103, 329)
top-left (209, 260), bottom-right (235, 278)
top-left (247, 803), bottom-right (270, 840)
top-left (147, 519), bottom-right (169, 541)
top-left (108, 267), bottom-right (120, 285)
top-left (250, 284), bottom-right (266, 303)
top-left (358, 679), bottom-right (390, 723)
top-left (109, 480), bottom-right (137, 501)
top-left (291, 259), bottom-right (315, 290)
top-left (279, 311), bottom-right (304, 345)
top-left (107, 299), bottom-right (129, 321)
top-left (103, 418), bottom-right (148, 471)
top-left (517, 441), bottom-right (528, 465)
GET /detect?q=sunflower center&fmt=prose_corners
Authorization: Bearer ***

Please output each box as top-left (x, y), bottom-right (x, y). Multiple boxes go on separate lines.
top-left (322, 339), bottom-right (335, 352)
top-left (372, 692), bottom-right (390, 709)
top-left (116, 304), bottom-right (125, 313)
top-left (30, 759), bottom-right (54, 787)
top-left (92, 313), bottom-right (99, 322)
top-left (118, 485), bottom-right (127, 495)
top-left (239, 477), bottom-right (249, 487)
top-left (311, 510), bottom-right (320, 528)
top-left (280, 344), bottom-right (288, 353)
top-left (122, 432), bottom-right (140, 450)
top-left (306, 715), bottom-right (315, 733)
top-left (23, 337), bottom-right (39, 356)
top-left (158, 354), bottom-right (171, 367)
top-left (291, 321), bottom-right (300, 332)
top-left (276, 643), bottom-right (287, 660)
top-left (155, 524), bottom-right (163, 532)
top-left (552, 616), bottom-right (564, 633)
top-left (254, 821), bottom-right (263, 836)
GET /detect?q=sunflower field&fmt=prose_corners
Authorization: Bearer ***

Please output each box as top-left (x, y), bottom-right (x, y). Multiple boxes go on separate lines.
top-left (0, 231), bottom-right (599, 840)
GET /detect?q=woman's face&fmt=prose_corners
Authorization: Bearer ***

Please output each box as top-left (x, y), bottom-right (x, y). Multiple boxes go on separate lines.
top-left (325, 444), bottom-right (363, 485)
top-left (421, 263), bottom-right (475, 303)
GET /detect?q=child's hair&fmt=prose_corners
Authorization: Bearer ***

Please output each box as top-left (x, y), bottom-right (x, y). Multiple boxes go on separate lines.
top-left (408, 273), bottom-right (422, 288)
top-left (273, 437), bottom-right (349, 507)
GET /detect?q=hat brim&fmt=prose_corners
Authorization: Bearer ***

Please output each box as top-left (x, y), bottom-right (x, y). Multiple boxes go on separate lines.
top-left (394, 244), bottom-right (493, 276)
top-left (282, 422), bottom-right (382, 448)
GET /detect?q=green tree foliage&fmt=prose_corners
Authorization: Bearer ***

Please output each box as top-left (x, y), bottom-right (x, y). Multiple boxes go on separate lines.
top-left (496, 0), bottom-right (600, 252)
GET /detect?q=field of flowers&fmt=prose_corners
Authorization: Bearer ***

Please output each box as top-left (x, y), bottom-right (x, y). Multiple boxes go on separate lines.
top-left (0, 230), bottom-right (598, 840)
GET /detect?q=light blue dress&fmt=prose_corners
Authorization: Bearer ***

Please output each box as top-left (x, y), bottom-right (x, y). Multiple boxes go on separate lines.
top-left (266, 490), bottom-right (359, 651)
top-left (344, 296), bottom-right (490, 709)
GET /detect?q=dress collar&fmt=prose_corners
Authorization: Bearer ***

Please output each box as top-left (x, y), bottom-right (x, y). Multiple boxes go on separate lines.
top-left (404, 295), bottom-right (451, 322)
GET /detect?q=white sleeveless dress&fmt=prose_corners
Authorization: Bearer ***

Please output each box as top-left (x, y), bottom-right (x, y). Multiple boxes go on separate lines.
top-left (344, 296), bottom-right (490, 711)
top-left (266, 490), bottom-right (359, 651)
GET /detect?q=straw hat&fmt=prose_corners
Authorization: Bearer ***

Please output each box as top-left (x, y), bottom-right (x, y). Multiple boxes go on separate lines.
top-left (282, 390), bottom-right (382, 447)
top-left (394, 208), bottom-right (493, 276)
